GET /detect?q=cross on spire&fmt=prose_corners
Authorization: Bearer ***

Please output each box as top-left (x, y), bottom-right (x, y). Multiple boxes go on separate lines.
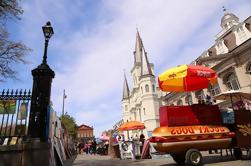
top-left (222, 6), bottom-right (227, 13)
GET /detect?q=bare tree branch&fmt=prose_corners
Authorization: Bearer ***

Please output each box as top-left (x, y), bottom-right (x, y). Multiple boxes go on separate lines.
top-left (0, 0), bottom-right (31, 81)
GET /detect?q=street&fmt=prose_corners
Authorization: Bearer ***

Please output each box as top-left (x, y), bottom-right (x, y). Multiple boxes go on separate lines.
top-left (73, 152), bottom-right (251, 166)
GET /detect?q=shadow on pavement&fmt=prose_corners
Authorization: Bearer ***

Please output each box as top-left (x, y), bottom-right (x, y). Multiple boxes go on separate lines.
top-left (159, 154), bottom-right (250, 166)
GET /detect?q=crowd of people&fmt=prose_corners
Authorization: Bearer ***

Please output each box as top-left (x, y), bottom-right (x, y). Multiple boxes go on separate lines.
top-left (77, 140), bottom-right (97, 155)
top-left (77, 139), bottom-right (109, 155)
top-left (76, 133), bottom-right (147, 158)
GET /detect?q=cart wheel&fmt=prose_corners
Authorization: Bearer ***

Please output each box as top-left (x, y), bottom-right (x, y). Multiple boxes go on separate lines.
top-left (185, 149), bottom-right (202, 166)
top-left (233, 148), bottom-right (242, 160)
top-left (171, 153), bottom-right (185, 164)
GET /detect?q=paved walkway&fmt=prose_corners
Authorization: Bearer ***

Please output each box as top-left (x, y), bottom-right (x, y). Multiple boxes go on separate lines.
top-left (73, 152), bottom-right (251, 166)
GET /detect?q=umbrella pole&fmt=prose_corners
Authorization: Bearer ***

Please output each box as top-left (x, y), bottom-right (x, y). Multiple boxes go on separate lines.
top-left (230, 95), bottom-right (234, 111)
top-left (127, 130), bottom-right (129, 140)
top-left (187, 92), bottom-right (190, 105)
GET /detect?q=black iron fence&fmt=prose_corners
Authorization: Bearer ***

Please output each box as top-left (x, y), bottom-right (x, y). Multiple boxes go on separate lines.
top-left (0, 89), bottom-right (31, 138)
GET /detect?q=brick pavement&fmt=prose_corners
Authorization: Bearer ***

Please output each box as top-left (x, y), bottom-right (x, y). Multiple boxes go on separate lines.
top-left (73, 152), bottom-right (251, 166)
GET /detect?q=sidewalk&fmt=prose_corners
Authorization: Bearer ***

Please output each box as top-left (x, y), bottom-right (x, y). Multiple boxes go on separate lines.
top-left (72, 151), bottom-right (251, 166)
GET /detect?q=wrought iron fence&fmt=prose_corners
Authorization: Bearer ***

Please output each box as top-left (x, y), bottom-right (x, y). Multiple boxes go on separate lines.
top-left (0, 89), bottom-right (31, 138)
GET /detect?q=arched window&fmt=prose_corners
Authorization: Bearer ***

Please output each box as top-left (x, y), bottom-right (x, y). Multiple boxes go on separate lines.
top-left (125, 105), bottom-right (128, 112)
top-left (143, 108), bottom-right (146, 115)
top-left (141, 87), bottom-right (143, 93)
top-left (152, 85), bottom-right (155, 92)
top-left (177, 100), bottom-right (183, 106)
top-left (225, 73), bottom-right (240, 90)
top-left (145, 84), bottom-right (149, 92)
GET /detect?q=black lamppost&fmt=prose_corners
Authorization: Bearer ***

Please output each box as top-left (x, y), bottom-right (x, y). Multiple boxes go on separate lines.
top-left (42, 21), bottom-right (54, 64)
top-left (28, 21), bottom-right (55, 141)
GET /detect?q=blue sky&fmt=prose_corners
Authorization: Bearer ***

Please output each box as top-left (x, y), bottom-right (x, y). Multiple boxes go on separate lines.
top-left (2, 0), bottom-right (251, 136)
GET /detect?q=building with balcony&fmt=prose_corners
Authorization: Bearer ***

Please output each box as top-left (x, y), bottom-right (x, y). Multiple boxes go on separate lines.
top-left (163, 10), bottom-right (251, 111)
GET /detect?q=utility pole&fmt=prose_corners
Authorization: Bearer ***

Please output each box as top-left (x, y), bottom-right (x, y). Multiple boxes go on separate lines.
top-left (62, 89), bottom-right (67, 116)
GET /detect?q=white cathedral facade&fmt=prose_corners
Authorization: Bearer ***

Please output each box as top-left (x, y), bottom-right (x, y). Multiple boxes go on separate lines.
top-left (121, 31), bottom-right (163, 139)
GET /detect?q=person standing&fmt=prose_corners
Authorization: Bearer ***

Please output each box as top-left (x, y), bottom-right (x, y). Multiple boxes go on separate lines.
top-left (140, 134), bottom-right (145, 154)
top-left (92, 140), bottom-right (97, 155)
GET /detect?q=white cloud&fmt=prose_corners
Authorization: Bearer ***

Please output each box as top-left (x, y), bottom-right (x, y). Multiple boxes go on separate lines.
top-left (9, 0), bottom-right (251, 136)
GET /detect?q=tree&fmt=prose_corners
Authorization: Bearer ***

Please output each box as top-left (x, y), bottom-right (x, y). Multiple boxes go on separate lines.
top-left (61, 114), bottom-right (77, 139)
top-left (0, 0), bottom-right (31, 81)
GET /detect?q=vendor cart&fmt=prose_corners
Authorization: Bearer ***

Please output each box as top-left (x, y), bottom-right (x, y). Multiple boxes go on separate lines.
top-left (149, 65), bottom-right (251, 165)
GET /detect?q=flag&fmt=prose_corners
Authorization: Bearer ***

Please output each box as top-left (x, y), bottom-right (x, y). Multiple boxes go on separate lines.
top-left (18, 102), bottom-right (28, 120)
top-left (0, 100), bottom-right (16, 114)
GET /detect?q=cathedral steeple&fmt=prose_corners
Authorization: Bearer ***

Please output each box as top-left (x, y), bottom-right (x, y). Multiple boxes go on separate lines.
top-left (134, 30), bottom-right (144, 65)
top-left (122, 72), bottom-right (130, 100)
top-left (141, 47), bottom-right (153, 76)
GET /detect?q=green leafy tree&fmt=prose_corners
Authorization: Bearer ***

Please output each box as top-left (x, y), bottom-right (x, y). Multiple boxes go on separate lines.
top-left (0, 0), bottom-right (31, 81)
top-left (61, 114), bottom-right (77, 139)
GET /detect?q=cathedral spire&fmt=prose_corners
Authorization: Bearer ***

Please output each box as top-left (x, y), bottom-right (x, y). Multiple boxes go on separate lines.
top-left (122, 72), bottom-right (130, 100)
top-left (222, 6), bottom-right (226, 13)
top-left (141, 47), bottom-right (153, 76)
top-left (134, 30), bottom-right (144, 64)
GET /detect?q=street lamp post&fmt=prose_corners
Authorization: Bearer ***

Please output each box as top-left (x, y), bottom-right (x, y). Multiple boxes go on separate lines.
top-left (28, 21), bottom-right (55, 141)
top-left (42, 21), bottom-right (54, 64)
top-left (62, 89), bottom-right (67, 116)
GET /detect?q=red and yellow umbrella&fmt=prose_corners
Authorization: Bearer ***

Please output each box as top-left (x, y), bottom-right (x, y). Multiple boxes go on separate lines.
top-left (118, 121), bottom-right (145, 131)
top-left (158, 65), bottom-right (217, 92)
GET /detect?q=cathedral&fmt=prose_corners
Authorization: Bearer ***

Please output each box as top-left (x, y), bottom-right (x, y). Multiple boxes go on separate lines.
top-left (121, 31), bottom-right (163, 139)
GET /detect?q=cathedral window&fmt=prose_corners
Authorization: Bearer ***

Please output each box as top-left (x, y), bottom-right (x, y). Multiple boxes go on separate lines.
top-left (145, 84), bottom-right (149, 92)
top-left (143, 108), bottom-right (146, 115)
top-left (152, 85), bottom-right (155, 92)
top-left (125, 105), bottom-right (128, 112)
top-left (139, 109), bottom-right (142, 121)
